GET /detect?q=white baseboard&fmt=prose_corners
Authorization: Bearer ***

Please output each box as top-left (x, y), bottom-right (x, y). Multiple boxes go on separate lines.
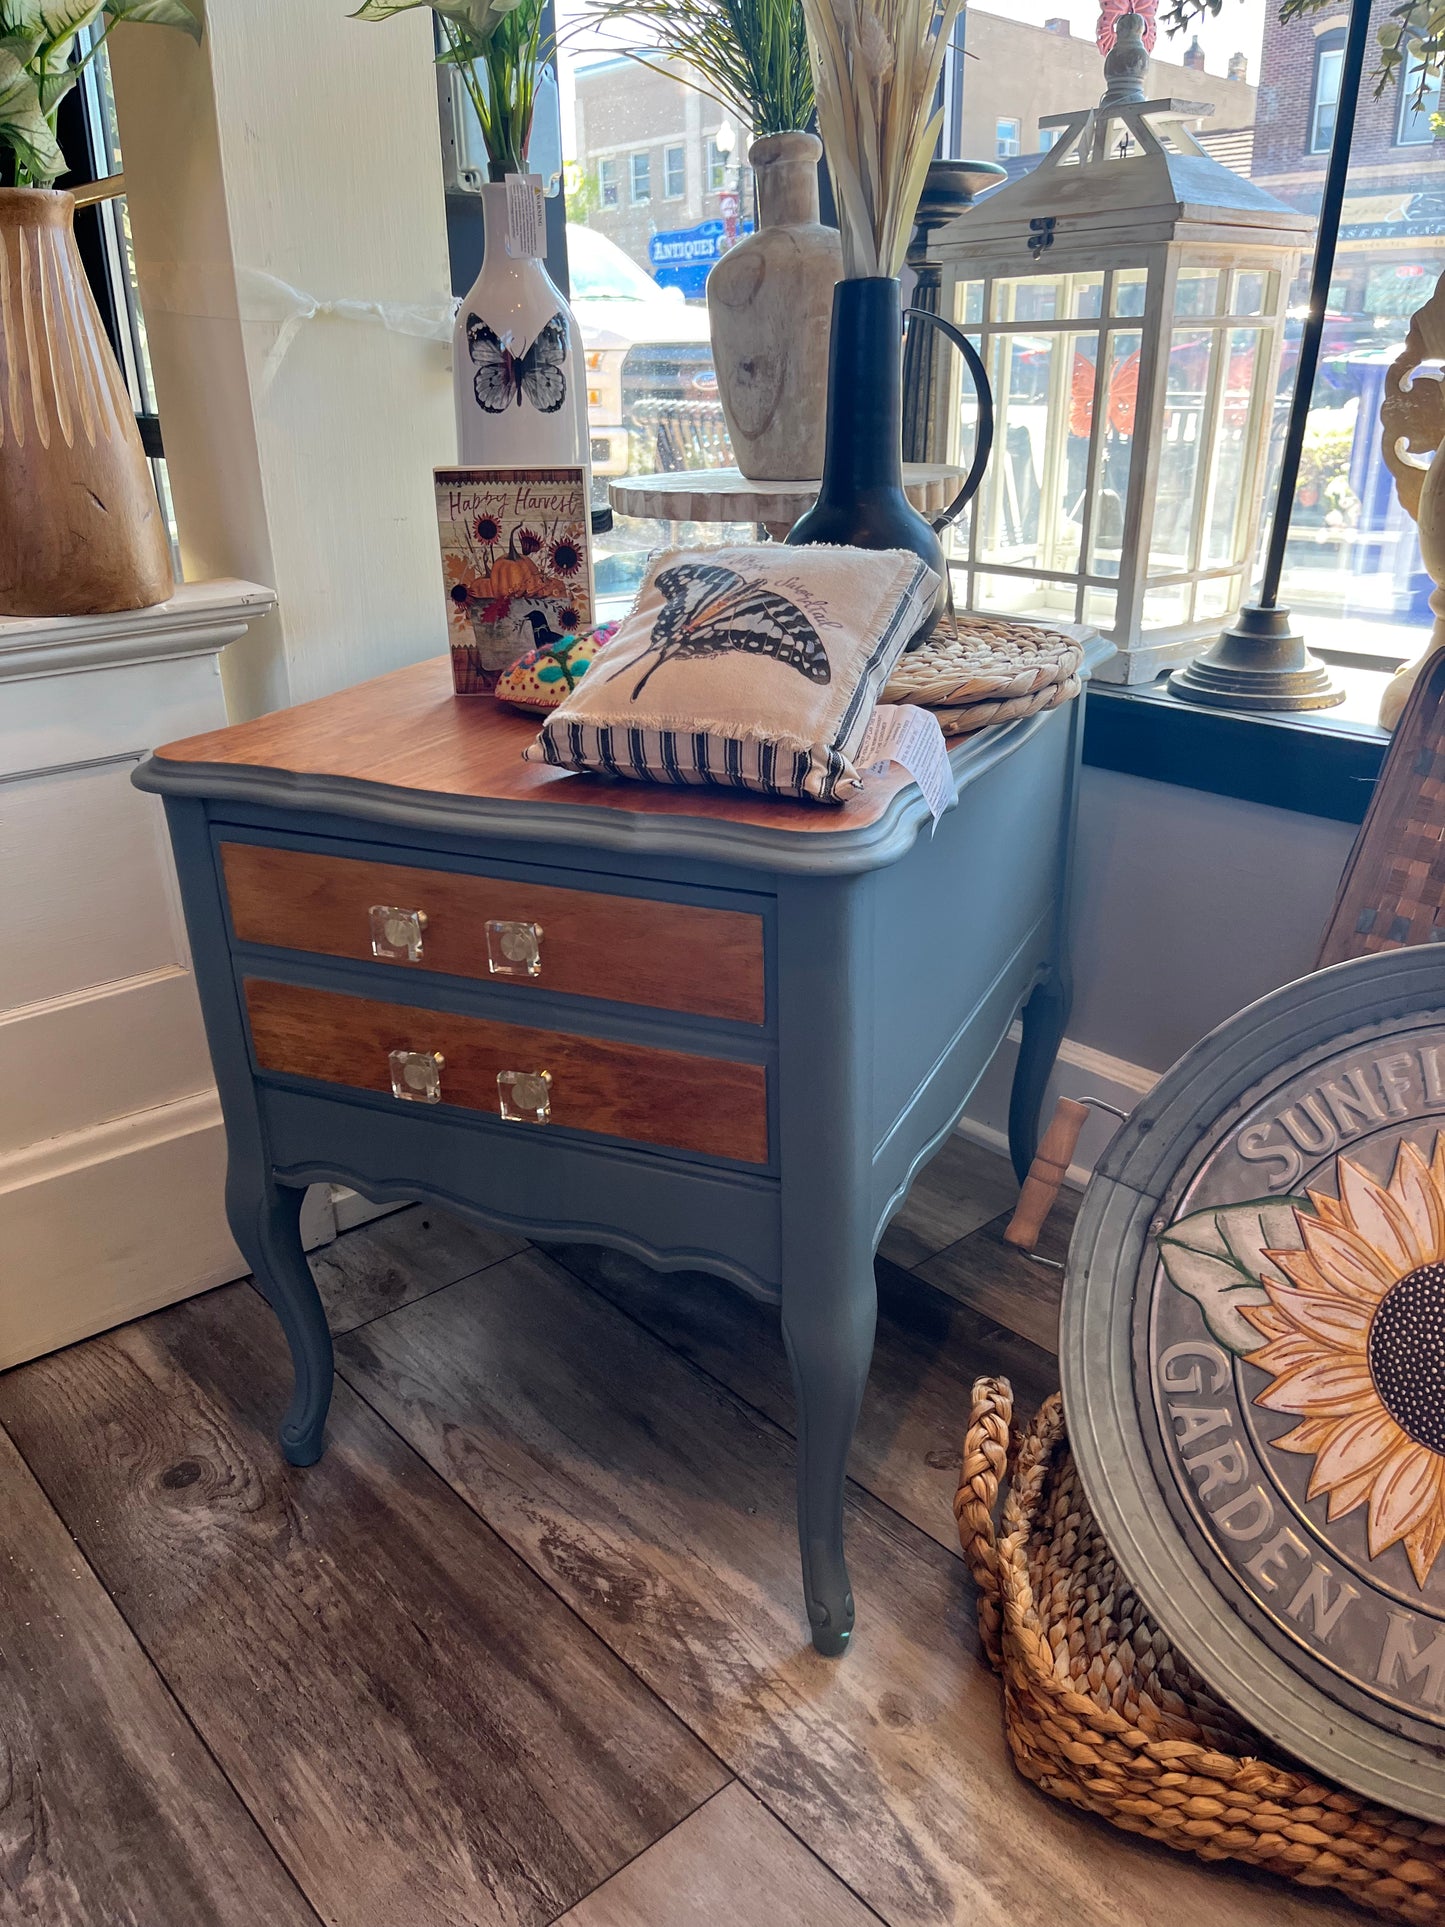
top-left (958, 1028), bottom-right (1158, 1189)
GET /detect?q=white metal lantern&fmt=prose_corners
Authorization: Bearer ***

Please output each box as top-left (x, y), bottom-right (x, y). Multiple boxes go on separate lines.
top-left (930, 35), bottom-right (1311, 683)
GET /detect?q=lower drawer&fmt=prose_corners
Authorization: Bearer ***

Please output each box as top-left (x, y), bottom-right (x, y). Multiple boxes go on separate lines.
top-left (243, 978), bottom-right (769, 1166)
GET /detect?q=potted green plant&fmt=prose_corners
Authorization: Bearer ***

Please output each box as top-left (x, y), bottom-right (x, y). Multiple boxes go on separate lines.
top-left (0, 1), bottom-right (199, 617)
top-left (354, 0), bottom-right (586, 469)
top-left (586, 0), bottom-right (839, 483)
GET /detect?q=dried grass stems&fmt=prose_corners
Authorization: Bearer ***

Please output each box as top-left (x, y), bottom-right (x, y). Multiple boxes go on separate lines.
top-left (803, 0), bottom-right (964, 278)
top-left (583, 0), bottom-right (813, 138)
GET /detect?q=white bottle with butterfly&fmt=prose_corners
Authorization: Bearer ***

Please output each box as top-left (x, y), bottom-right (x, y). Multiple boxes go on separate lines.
top-left (453, 179), bottom-right (588, 469)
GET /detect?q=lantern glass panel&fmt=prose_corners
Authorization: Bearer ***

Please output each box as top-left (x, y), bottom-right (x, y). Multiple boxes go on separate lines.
top-left (993, 275), bottom-right (1063, 322)
top-left (975, 573), bottom-right (1075, 618)
top-left (1202, 327), bottom-right (1266, 568)
top-left (1082, 586), bottom-right (1117, 628)
top-left (955, 279), bottom-right (985, 325)
top-left (1149, 327), bottom-right (1217, 577)
top-left (1142, 582), bottom-right (1192, 627)
top-left (1086, 329), bottom-right (1140, 577)
top-left (1230, 269), bottom-right (1269, 317)
top-left (1069, 274), bottom-right (1105, 319)
top-left (1195, 574), bottom-right (1242, 620)
top-left (1173, 268), bottom-right (1223, 318)
top-left (980, 332), bottom-right (1072, 570)
top-left (1111, 268), bottom-right (1149, 317)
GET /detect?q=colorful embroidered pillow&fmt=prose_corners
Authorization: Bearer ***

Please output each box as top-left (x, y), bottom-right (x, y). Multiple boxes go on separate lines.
top-left (522, 545), bottom-right (937, 803)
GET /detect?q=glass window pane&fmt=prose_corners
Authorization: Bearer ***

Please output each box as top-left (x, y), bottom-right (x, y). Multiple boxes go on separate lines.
top-left (1082, 586), bottom-right (1117, 629)
top-left (1111, 269), bottom-right (1149, 317)
top-left (1141, 582), bottom-right (1192, 630)
top-left (663, 144), bottom-right (685, 198)
top-left (1174, 269), bottom-right (1222, 318)
top-left (993, 276), bottom-right (1060, 323)
top-left (1149, 327), bottom-right (1217, 575)
top-left (1230, 269), bottom-right (1268, 316)
top-left (1069, 274), bottom-right (1105, 320)
top-left (1086, 329), bottom-right (1141, 576)
top-left (1195, 574), bottom-right (1242, 621)
top-left (978, 333), bottom-right (1055, 566)
top-left (973, 573), bottom-right (1077, 618)
top-left (1201, 328), bottom-right (1265, 568)
top-left (952, 279), bottom-right (985, 327)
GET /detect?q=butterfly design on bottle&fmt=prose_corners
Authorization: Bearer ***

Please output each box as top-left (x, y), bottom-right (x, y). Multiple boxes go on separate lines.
top-left (466, 311), bottom-right (568, 415)
top-left (600, 563), bottom-right (832, 701)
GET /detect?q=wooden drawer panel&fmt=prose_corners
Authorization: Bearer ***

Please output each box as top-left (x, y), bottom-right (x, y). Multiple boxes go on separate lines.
top-left (221, 843), bottom-right (765, 1025)
top-left (244, 978), bottom-right (769, 1165)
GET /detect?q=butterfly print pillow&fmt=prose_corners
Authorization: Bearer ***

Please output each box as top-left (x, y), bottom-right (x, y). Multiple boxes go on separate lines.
top-left (523, 544), bottom-right (938, 803)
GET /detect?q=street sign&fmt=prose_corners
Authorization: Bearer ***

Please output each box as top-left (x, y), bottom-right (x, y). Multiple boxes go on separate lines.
top-left (1063, 947), bottom-right (1445, 1820)
top-left (648, 217), bottom-right (753, 299)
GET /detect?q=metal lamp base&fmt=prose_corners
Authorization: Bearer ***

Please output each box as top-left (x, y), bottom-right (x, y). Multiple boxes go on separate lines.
top-left (1168, 605), bottom-right (1345, 712)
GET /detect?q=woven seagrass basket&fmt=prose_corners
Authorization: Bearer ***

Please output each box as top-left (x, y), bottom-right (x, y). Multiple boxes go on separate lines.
top-left (956, 1378), bottom-right (1445, 1921)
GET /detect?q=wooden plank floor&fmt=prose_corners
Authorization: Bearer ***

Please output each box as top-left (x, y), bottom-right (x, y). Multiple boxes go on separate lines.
top-left (0, 1138), bottom-right (1361, 1927)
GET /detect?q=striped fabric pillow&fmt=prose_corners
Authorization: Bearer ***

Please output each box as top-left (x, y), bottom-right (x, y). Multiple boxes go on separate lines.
top-left (522, 544), bottom-right (938, 804)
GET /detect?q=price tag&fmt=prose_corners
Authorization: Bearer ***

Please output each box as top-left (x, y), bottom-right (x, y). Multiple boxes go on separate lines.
top-left (858, 702), bottom-right (956, 824)
top-left (505, 173), bottom-right (546, 259)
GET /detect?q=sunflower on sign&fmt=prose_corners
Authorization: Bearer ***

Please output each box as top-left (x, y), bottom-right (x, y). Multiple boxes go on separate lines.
top-left (1242, 1138), bottom-right (1445, 1587)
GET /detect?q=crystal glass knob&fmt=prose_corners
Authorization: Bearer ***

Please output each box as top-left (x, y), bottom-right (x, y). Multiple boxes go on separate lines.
top-left (371, 905), bottom-right (427, 963)
top-left (486, 920), bottom-right (544, 978)
top-left (389, 1049), bottom-right (444, 1104)
top-left (497, 1068), bottom-right (552, 1123)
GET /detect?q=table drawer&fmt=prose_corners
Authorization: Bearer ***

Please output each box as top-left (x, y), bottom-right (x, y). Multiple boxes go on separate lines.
top-left (221, 843), bottom-right (766, 1026)
top-left (244, 978), bottom-right (769, 1165)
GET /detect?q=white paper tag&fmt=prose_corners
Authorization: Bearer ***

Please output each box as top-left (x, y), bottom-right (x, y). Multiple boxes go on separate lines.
top-left (858, 703), bottom-right (956, 824)
top-left (505, 173), bottom-right (546, 258)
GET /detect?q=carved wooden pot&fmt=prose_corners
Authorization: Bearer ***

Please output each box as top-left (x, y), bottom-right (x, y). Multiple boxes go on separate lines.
top-left (0, 188), bottom-right (173, 617)
top-left (706, 132), bottom-right (841, 483)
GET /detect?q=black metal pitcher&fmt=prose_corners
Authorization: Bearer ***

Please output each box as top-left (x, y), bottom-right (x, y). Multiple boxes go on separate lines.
top-left (785, 275), bottom-right (992, 646)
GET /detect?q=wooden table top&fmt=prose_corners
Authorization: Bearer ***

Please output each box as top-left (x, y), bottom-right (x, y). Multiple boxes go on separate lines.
top-left (151, 654), bottom-right (916, 839)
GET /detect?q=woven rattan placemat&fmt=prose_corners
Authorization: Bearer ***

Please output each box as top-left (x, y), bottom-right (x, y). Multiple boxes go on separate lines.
top-left (883, 614), bottom-right (1086, 707)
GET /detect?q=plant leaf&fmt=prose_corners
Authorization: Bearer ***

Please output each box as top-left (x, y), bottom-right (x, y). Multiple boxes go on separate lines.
top-left (1155, 1195), bottom-right (1314, 1354)
top-left (104, 0), bottom-right (201, 35)
top-left (1, 0), bottom-right (101, 36)
top-left (0, 43), bottom-right (62, 179)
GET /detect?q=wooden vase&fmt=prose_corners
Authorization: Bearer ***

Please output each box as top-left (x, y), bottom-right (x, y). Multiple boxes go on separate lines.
top-left (706, 132), bottom-right (841, 483)
top-left (0, 187), bottom-right (173, 618)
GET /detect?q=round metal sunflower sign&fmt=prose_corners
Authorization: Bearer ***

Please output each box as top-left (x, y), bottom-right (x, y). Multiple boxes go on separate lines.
top-left (1063, 947), bottom-right (1445, 1817)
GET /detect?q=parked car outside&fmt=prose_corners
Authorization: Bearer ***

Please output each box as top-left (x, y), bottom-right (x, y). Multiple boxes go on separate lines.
top-left (567, 224), bottom-right (728, 490)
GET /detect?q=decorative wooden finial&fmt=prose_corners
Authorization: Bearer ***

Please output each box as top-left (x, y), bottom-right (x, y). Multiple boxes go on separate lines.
top-left (1378, 269), bottom-right (1445, 728)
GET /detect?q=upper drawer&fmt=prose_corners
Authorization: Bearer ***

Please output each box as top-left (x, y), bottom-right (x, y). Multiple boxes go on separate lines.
top-left (220, 842), bottom-right (765, 1026)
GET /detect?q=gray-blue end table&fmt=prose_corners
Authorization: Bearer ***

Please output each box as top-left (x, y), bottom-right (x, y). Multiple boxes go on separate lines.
top-left (134, 644), bottom-right (1105, 1654)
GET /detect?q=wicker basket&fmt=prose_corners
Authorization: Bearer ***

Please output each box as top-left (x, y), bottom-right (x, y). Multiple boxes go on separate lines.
top-left (955, 1378), bottom-right (1445, 1921)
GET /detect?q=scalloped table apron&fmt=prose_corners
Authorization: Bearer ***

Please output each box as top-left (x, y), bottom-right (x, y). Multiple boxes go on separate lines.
top-left (134, 645), bottom-right (1108, 1655)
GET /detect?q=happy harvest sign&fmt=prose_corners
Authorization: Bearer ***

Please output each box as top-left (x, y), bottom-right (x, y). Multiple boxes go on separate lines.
top-left (435, 465), bottom-right (593, 693)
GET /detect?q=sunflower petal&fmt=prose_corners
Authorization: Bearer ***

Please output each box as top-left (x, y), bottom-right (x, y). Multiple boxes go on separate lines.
top-left (1308, 1188), bottom-right (1347, 1229)
top-left (1305, 1406), bottom-right (1404, 1497)
top-left (1368, 1442), bottom-right (1440, 1557)
top-left (1338, 1158), bottom-right (1421, 1274)
top-left (1299, 1217), bottom-right (1397, 1303)
top-left (1404, 1481), bottom-right (1445, 1587)
top-left (1247, 1331), bottom-right (1328, 1377)
top-left (1326, 1458), bottom-right (1385, 1520)
top-left (1391, 1139), bottom-right (1445, 1267)
top-left (1240, 1298), bottom-right (1292, 1342)
top-left (1254, 1355), bottom-right (1375, 1414)
top-left (1264, 1286), bottom-right (1370, 1349)
top-left (1274, 1416), bottom-right (1340, 1455)
top-left (1268, 1248), bottom-right (1337, 1297)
